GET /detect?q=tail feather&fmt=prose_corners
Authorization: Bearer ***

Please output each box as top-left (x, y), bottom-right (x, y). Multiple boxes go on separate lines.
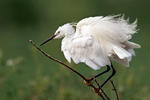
top-left (113, 46), bottom-right (131, 59)
top-left (112, 55), bottom-right (130, 67)
top-left (125, 41), bottom-right (141, 49)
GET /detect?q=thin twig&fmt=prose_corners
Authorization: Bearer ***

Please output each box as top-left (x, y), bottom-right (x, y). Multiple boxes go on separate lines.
top-left (29, 40), bottom-right (107, 99)
top-left (94, 79), bottom-right (110, 100)
top-left (110, 80), bottom-right (120, 100)
top-left (89, 84), bottom-right (105, 100)
top-left (29, 40), bottom-right (87, 81)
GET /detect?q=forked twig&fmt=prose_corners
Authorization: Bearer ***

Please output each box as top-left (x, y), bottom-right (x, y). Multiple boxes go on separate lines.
top-left (29, 40), bottom-right (110, 99)
top-left (94, 79), bottom-right (110, 100)
top-left (110, 80), bottom-right (120, 100)
top-left (90, 84), bottom-right (105, 100)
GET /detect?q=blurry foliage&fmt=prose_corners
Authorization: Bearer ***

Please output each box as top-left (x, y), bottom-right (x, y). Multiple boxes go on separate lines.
top-left (0, 0), bottom-right (150, 100)
top-left (134, 86), bottom-right (150, 100)
top-left (6, 57), bottom-right (23, 67)
top-left (0, 49), bottom-right (3, 64)
top-left (0, 49), bottom-right (24, 83)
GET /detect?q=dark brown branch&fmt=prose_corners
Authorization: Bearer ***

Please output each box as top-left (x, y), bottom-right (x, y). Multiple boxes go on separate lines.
top-left (110, 80), bottom-right (120, 100)
top-left (90, 84), bottom-right (105, 100)
top-left (29, 40), bottom-right (112, 99)
top-left (94, 79), bottom-right (110, 100)
top-left (29, 40), bottom-right (87, 81)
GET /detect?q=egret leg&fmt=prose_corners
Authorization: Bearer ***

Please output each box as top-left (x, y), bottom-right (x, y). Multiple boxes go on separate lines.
top-left (89, 65), bottom-right (111, 81)
top-left (100, 64), bottom-right (116, 88)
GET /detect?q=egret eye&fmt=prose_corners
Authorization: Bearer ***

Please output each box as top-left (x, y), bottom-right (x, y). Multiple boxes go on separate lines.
top-left (57, 31), bottom-right (60, 34)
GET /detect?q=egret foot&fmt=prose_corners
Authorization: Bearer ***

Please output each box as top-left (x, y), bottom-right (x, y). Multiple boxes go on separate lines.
top-left (84, 79), bottom-right (92, 86)
top-left (94, 88), bottom-right (100, 93)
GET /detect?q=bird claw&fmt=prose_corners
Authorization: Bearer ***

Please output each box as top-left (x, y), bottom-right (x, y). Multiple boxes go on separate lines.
top-left (94, 88), bottom-right (100, 93)
top-left (84, 79), bottom-right (92, 86)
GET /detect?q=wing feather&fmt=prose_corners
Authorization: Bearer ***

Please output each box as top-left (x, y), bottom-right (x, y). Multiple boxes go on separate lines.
top-left (76, 15), bottom-right (137, 43)
top-left (75, 15), bottom-right (140, 66)
top-left (61, 36), bottom-right (110, 70)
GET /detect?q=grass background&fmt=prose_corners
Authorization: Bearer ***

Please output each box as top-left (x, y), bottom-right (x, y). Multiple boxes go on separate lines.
top-left (0, 0), bottom-right (150, 100)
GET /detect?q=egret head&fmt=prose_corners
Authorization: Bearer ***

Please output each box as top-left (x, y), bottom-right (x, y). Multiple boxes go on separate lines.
top-left (54, 23), bottom-right (75, 39)
top-left (40, 23), bottom-right (75, 46)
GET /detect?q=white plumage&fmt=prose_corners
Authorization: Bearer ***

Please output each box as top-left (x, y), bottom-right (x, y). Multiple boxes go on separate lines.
top-left (46, 15), bottom-right (141, 70)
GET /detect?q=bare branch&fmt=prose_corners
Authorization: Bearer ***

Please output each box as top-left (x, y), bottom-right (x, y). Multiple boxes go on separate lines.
top-left (29, 40), bottom-right (87, 81)
top-left (88, 83), bottom-right (105, 100)
top-left (110, 80), bottom-right (120, 100)
top-left (94, 79), bottom-right (110, 100)
top-left (29, 40), bottom-right (114, 100)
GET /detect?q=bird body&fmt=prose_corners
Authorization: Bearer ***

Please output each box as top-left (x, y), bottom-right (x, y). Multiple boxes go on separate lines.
top-left (61, 33), bottom-right (110, 70)
top-left (41, 15), bottom-right (141, 70)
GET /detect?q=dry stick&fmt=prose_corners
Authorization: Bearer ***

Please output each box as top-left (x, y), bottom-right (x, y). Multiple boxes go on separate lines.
top-left (29, 40), bottom-right (87, 81)
top-left (94, 79), bottom-right (110, 100)
top-left (88, 83), bottom-right (105, 100)
top-left (110, 80), bottom-right (120, 100)
top-left (29, 40), bottom-right (107, 99)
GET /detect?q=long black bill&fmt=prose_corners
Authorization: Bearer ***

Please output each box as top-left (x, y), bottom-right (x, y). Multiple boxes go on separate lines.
top-left (40, 34), bottom-right (56, 46)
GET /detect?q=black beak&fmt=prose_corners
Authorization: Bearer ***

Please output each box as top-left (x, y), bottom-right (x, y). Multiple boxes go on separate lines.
top-left (40, 34), bottom-right (56, 46)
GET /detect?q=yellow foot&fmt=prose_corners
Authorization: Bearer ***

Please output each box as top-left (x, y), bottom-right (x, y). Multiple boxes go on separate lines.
top-left (94, 88), bottom-right (102, 96)
top-left (84, 80), bottom-right (92, 86)
top-left (94, 88), bottom-right (100, 93)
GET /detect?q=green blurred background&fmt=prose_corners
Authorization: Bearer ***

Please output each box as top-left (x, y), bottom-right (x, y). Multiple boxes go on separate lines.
top-left (0, 0), bottom-right (150, 100)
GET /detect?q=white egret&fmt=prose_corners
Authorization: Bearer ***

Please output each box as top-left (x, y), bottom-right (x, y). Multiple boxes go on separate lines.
top-left (40, 15), bottom-right (141, 88)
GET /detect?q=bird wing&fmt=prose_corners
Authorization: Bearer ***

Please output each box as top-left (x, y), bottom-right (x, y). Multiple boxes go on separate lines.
top-left (61, 35), bottom-right (110, 70)
top-left (76, 15), bottom-right (141, 66)
top-left (76, 15), bottom-right (137, 43)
